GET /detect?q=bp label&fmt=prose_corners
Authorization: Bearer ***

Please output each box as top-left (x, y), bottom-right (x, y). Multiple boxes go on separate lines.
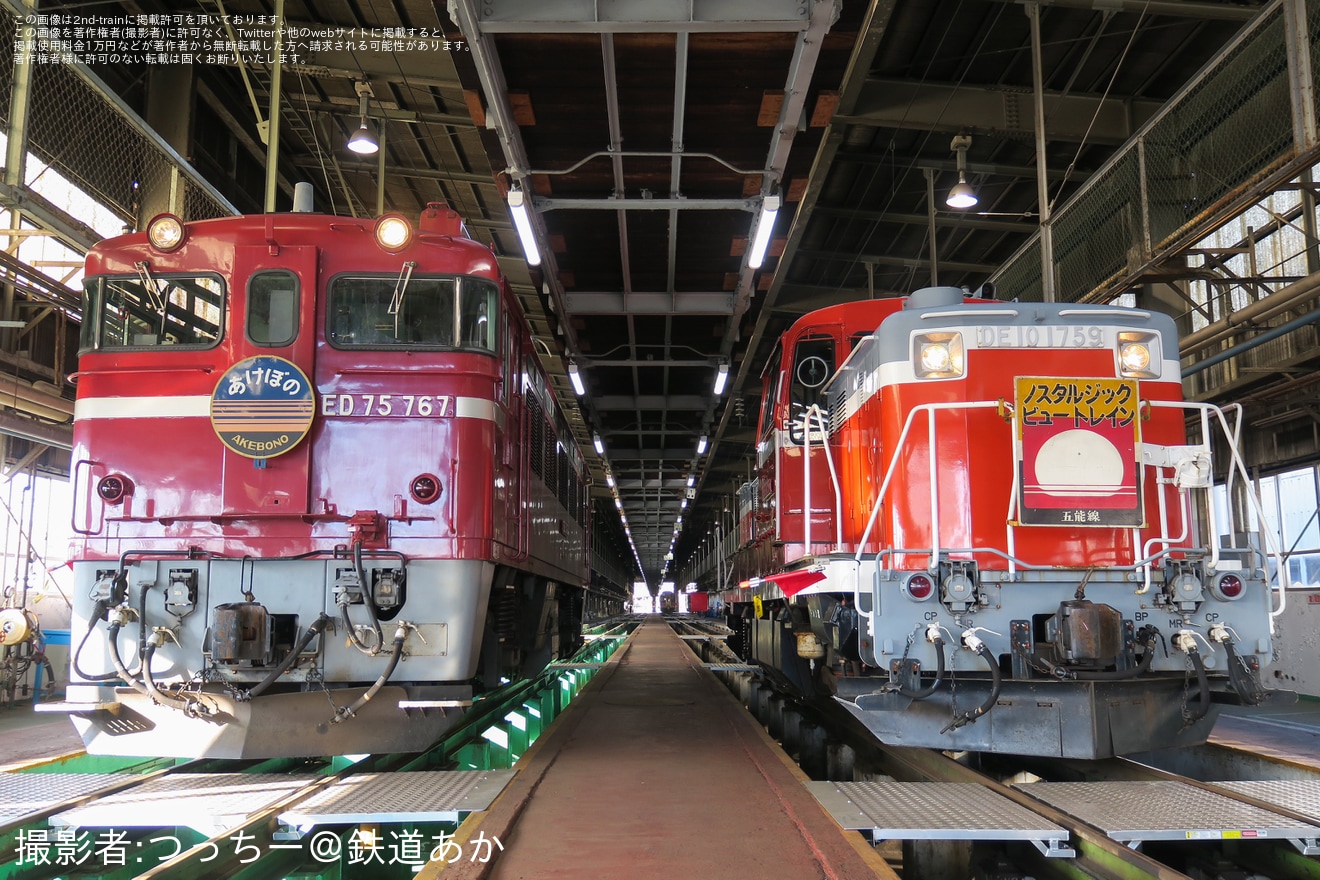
top-left (211, 356), bottom-right (316, 458)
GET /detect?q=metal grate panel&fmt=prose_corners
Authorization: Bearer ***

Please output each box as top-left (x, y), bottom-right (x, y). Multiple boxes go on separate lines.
top-left (809, 781), bottom-right (1072, 856)
top-left (52, 774), bottom-right (315, 836)
top-left (1018, 781), bottom-right (1320, 843)
top-left (280, 771), bottom-right (515, 828)
top-left (0, 773), bottom-right (125, 825)
top-left (1213, 779), bottom-right (1320, 822)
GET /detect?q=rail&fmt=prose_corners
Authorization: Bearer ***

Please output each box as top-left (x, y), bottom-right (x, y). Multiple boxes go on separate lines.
top-left (0, 626), bottom-right (636, 878)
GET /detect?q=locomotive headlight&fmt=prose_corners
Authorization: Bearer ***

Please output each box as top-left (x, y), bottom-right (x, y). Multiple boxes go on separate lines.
top-left (1120, 343), bottom-right (1149, 372)
top-left (912, 332), bottom-right (964, 379)
top-left (1116, 330), bottom-right (1160, 379)
top-left (920, 342), bottom-right (951, 372)
top-left (96, 474), bottom-right (133, 505)
top-left (409, 473), bottom-right (442, 505)
top-left (146, 214), bottom-right (186, 252)
top-left (374, 214), bottom-right (414, 252)
top-left (1210, 571), bottom-right (1246, 601)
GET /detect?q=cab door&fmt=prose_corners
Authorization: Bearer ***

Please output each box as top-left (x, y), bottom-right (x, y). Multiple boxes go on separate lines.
top-left (216, 246), bottom-right (318, 516)
top-left (779, 331), bottom-right (838, 554)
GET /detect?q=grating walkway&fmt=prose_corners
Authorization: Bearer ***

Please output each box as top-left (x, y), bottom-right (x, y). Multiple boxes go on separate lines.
top-left (419, 620), bottom-right (894, 880)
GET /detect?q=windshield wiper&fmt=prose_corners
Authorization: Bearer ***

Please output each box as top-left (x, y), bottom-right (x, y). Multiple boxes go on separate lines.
top-left (134, 261), bottom-right (167, 315)
top-left (387, 261), bottom-right (418, 316)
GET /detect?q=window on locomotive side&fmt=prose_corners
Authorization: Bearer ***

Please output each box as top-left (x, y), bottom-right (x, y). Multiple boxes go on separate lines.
top-left (247, 270), bottom-right (298, 347)
top-left (80, 274), bottom-right (224, 351)
top-left (758, 343), bottom-right (784, 441)
top-left (459, 279), bottom-right (499, 352)
top-left (789, 334), bottom-right (836, 413)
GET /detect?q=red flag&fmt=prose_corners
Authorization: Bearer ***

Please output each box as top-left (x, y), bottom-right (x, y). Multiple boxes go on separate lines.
top-left (769, 569), bottom-right (826, 598)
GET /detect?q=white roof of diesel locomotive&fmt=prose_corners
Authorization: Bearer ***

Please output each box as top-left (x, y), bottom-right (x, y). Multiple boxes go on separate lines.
top-left (824, 291), bottom-right (1181, 430)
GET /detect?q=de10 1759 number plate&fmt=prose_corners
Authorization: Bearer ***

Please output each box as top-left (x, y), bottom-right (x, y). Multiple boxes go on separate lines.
top-left (976, 325), bottom-right (1104, 348)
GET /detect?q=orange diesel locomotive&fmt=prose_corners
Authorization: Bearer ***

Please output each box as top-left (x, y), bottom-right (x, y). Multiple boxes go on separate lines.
top-left (715, 286), bottom-right (1285, 758)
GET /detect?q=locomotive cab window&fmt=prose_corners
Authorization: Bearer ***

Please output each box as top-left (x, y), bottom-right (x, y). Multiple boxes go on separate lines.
top-left (459, 280), bottom-right (498, 351)
top-left (80, 273), bottom-right (224, 351)
top-left (789, 334), bottom-right (836, 413)
top-left (328, 275), bottom-right (499, 353)
top-left (760, 371), bottom-right (782, 440)
top-left (247, 271), bottom-right (298, 347)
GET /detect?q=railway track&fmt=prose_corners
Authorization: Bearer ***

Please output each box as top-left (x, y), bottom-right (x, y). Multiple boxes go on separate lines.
top-left (0, 621), bottom-right (635, 879)
top-left (677, 617), bottom-right (1320, 880)
top-left (12, 617), bottom-right (1310, 879)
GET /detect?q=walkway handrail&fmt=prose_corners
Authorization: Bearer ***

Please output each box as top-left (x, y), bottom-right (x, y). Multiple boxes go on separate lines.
top-left (799, 404), bottom-right (843, 552)
top-left (1149, 400), bottom-right (1291, 623)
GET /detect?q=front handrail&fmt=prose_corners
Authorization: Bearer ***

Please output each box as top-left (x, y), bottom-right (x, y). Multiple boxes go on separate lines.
top-left (1149, 400), bottom-right (1291, 622)
top-left (795, 391), bottom-right (1283, 622)
top-left (852, 401), bottom-right (999, 568)
top-left (70, 458), bottom-right (103, 536)
top-left (849, 397), bottom-right (1275, 596)
top-left (868, 543), bottom-right (1209, 573)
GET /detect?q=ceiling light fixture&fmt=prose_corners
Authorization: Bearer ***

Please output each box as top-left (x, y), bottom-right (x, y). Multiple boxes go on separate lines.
top-left (508, 186), bottom-right (542, 266)
top-left (347, 81), bottom-right (379, 155)
top-left (747, 193), bottom-right (781, 269)
top-left (593, 433), bottom-right (605, 455)
top-left (713, 361), bottom-right (729, 396)
top-left (697, 434), bottom-right (708, 455)
top-left (946, 134), bottom-right (978, 209)
top-left (568, 360), bottom-right (586, 396)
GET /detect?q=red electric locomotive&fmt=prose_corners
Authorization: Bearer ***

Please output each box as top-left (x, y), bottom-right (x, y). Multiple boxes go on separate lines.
top-left (54, 198), bottom-right (616, 758)
top-left (713, 286), bottom-right (1287, 758)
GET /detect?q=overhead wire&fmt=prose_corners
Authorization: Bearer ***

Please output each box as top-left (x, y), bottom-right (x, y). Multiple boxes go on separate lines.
top-left (1047, 0), bottom-right (1153, 215)
top-left (295, 70), bottom-right (341, 216)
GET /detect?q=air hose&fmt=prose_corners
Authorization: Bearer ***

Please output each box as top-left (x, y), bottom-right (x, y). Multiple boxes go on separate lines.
top-left (1182, 647), bottom-right (1213, 725)
top-left (340, 543), bottom-right (385, 655)
top-left (1223, 639), bottom-right (1266, 705)
top-left (897, 637), bottom-right (946, 699)
top-left (941, 639), bottom-right (1002, 733)
top-left (331, 624), bottom-right (406, 724)
top-left (245, 613), bottom-right (331, 699)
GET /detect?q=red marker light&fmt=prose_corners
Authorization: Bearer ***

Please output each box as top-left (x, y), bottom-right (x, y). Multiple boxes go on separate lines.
top-left (1213, 573), bottom-right (1245, 601)
top-left (409, 474), bottom-right (441, 504)
top-left (904, 573), bottom-right (935, 601)
top-left (97, 475), bottom-right (132, 504)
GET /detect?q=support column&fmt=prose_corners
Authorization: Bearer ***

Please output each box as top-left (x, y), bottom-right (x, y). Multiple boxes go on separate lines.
top-left (142, 66), bottom-right (196, 222)
top-left (1284, 0), bottom-right (1319, 153)
top-left (3, 2), bottom-right (36, 349)
top-left (924, 168), bottom-right (939, 287)
top-left (263, 0), bottom-right (286, 213)
top-left (1027, 2), bottom-right (1056, 302)
top-left (376, 123), bottom-right (387, 217)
